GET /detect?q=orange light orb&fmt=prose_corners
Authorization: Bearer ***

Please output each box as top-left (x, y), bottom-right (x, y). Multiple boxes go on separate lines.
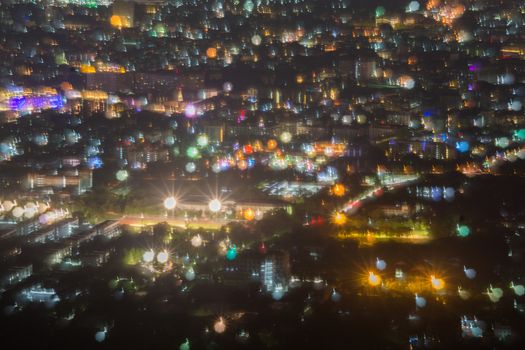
top-left (431, 275), bottom-right (445, 290)
top-left (206, 47), bottom-right (218, 59)
top-left (332, 183), bottom-right (346, 197)
top-left (267, 139), bottom-right (278, 150)
top-left (110, 15), bottom-right (123, 28)
top-left (296, 74), bottom-right (304, 84)
top-left (237, 159), bottom-right (248, 171)
top-left (244, 208), bottom-right (255, 221)
top-left (368, 272), bottom-right (381, 286)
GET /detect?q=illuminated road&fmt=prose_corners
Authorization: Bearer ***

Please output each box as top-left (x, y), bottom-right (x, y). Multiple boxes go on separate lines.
top-left (119, 215), bottom-right (235, 229)
top-left (340, 174), bottom-right (420, 214)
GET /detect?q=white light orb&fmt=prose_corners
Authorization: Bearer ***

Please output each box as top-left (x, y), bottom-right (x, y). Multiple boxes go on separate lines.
top-left (23, 207), bottom-right (37, 219)
top-left (191, 234), bottom-right (203, 247)
top-left (279, 131), bottom-right (292, 144)
top-left (208, 199), bottom-right (222, 213)
top-left (251, 34), bottom-right (262, 46)
top-left (116, 169), bottom-right (129, 182)
top-left (185, 162), bottom-right (196, 173)
top-left (464, 266), bottom-right (477, 279)
top-left (185, 267), bottom-right (196, 281)
top-left (156, 250), bottom-right (169, 264)
top-left (3, 201), bottom-right (14, 212)
top-left (212, 163), bottom-right (221, 173)
top-left (214, 317), bottom-right (226, 333)
top-left (164, 197), bottom-right (177, 210)
top-left (143, 250), bottom-right (155, 263)
top-left (223, 82), bottom-right (233, 92)
top-left (12, 206), bottom-right (24, 218)
top-left (407, 1), bottom-right (420, 12)
top-left (342, 115), bottom-right (352, 125)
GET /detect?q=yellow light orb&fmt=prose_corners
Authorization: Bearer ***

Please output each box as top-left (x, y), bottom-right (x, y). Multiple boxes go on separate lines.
top-left (296, 74), bottom-right (304, 84)
top-left (244, 208), bottom-right (255, 221)
top-left (431, 275), bottom-right (445, 290)
top-left (332, 212), bottom-right (347, 226)
top-left (332, 183), bottom-right (346, 197)
top-left (368, 272), bottom-right (381, 287)
top-left (206, 47), bottom-right (218, 59)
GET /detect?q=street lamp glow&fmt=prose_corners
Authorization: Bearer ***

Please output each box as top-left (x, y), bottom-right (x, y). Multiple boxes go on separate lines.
top-left (143, 250), bottom-right (154, 263)
top-left (156, 250), bottom-right (169, 264)
top-left (213, 317), bottom-right (226, 333)
top-left (332, 212), bottom-right (347, 226)
top-left (208, 199), bottom-right (222, 212)
top-left (368, 272), bottom-right (381, 286)
top-left (164, 197), bottom-right (177, 210)
top-left (431, 275), bottom-right (445, 290)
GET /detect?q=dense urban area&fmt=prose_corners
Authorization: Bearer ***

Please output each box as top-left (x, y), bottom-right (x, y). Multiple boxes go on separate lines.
top-left (1, 0), bottom-right (525, 349)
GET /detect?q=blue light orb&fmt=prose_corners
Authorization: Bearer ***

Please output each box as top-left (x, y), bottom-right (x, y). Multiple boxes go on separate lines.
top-left (431, 187), bottom-right (442, 202)
top-left (87, 156), bottom-right (103, 169)
top-left (444, 187), bottom-right (455, 201)
top-left (455, 141), bottom-right (470, 153)
top-left (376, 258), bottom-right (387, 271)
top-left (331, 289), bottom-right (342, 302)
top-left (95, 331), bottom-right (106, 342)
top-left (415, 294), bottom-right (426, 308)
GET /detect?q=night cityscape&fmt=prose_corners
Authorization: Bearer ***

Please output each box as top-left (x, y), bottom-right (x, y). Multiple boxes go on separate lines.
top-left (1, 0), bottom-right (525, 349)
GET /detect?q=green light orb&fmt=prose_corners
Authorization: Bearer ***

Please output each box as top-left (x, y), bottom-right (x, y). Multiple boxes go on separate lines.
top-left (186, 146), bottom-right (200, 159)
top-left (375, 6), bottom-right (386, 18)
top-left (179, 339), bottom-right (190, 350)
top-left (456, 224), bottom-right (470, 237)
top-left (514, 129), bottom-right (525, 141)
